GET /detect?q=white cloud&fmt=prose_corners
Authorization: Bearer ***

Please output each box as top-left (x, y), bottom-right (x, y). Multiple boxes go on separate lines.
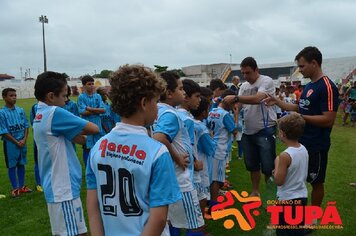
top-left (0, 0), bottom-right (355, 78)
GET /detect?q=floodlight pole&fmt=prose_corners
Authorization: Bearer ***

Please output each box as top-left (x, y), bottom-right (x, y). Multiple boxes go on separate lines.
top-left (39, 15), bottom-right (48, 72)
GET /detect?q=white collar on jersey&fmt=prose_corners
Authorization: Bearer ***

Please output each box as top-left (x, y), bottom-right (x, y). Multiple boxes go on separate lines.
top-left (112, 122), bottom-right (148, 136)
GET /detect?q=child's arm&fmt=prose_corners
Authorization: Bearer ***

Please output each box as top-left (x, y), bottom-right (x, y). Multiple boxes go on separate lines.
top-left (87, 189), bottom-right (104, 236)
top-left (153, 133), bottom-right (189, 170)
top-left (273, 153), bottom-right (291, 186)
top-left (3, 133), bottom-right (22, 147)
top-left (141, 206), bottom-right (168, 236)
top-left (18, 128), bottom-right (29, 147)
top-left (86, 107), bottom-right (105, 114)
top-left (81, 122), bottom-right (100, 135)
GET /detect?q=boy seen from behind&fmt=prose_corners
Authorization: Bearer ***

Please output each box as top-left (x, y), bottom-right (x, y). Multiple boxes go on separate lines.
top-left (86, 65), bottom-right (181, 236)
top-left (207, 89), bottom-right (237, 204)
top-left (273, 113), bottom-right (308, 236)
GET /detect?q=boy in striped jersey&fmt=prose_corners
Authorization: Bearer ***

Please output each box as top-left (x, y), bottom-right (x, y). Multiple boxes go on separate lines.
top-left (77, 75), bottom-right (105, 166)
top-left (0, 88), bottom-right (32, 197)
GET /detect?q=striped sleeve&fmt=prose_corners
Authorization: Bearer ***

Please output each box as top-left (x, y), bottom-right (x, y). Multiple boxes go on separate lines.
top-left (320, 77), bottom-right (339, 112)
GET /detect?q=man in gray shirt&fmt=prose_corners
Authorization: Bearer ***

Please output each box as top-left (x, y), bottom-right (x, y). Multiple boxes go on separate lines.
top-left (225, 57), bottom-right (277, 197)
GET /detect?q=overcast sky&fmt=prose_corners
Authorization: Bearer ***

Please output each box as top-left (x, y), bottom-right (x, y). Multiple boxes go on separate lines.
top-left (1, 0), bottom-right (355, 78)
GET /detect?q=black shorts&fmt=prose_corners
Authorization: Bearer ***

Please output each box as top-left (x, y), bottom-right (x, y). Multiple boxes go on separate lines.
top-left (307, 150), bottom-right (328, 184)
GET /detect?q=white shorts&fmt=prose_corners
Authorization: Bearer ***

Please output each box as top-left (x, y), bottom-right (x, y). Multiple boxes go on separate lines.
top-left (194, 182), bottom-right (208, 201)
top-left (168, 189), bottom-right (204, 229)
top-left (47, 198), bottom-right (87, 236)
top-left (211, 158), bottom-right (226, 183)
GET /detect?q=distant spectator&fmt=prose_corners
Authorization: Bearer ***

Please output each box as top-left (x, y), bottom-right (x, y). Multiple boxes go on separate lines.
top-left (230, 76), bottom-right (241, 95)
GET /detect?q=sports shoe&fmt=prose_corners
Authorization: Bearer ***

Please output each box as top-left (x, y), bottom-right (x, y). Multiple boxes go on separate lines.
top-left (36, 185), bottom-right (43, 192)
top-left (0, 194), bottom-right (6, 199)
top-left (11, 189), bottom-right (20, 198)
top-left (19, 186), bottom-right (33, 193)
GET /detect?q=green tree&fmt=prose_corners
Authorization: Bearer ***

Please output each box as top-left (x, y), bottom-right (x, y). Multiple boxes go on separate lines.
top-left (154, 65), bottom-right (168, 73)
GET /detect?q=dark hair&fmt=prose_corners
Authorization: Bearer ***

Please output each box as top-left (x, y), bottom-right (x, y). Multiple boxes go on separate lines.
top-left (2, 88), bottom-right (16, 97)
top-left (109, 64), bottom-right (166, 118)
top-left (35, 71), bottom-right (68, 101)
top-left (295, 46), bottom-right (322, 66)
top-left (182, 79), bottom-right (200, 97)
top-left (67, 85), bottom-right (72, 97)
top-left (81, 75), bottom-right (94, 85)
top-left (221, 89), bottom-right (236, 99)
top-left (191, 97), bottom-right (210, 118)
top-left (209, 79), bottom-right (225, 91)
top-left (240, 57), bottom-right (258, 70)
top-left (160, 71), bottom-right (180, 100)
top-left (278, 113), bottom-right (305, 140)
top-left (200, 87), bottom-right (213, 98)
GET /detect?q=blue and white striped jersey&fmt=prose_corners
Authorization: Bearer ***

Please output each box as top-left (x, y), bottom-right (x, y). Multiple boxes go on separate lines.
top-left (63, 99), bottom-right (79, 116)
top-left (0, 105), bottom-right (29, 140)
top-left (33, 102), bottom-right (88, 203)
top-left (207, 107), bottom-right (237, 160)
top-left (0, 105), bottom-right (29, 161)
top-left (100, 102), bottom-right (115, 134)
top-left (78, 92), bottom-right (105, 148)
top-left (86, 123), bottom-right (181, 236)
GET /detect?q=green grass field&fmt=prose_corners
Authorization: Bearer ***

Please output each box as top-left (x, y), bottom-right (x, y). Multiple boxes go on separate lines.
top-left (0, 98), bottom-right (355, 236)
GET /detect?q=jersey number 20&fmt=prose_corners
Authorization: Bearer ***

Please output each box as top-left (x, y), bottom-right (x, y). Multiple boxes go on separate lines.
top-left (98, 164), bottom-right (143, 217)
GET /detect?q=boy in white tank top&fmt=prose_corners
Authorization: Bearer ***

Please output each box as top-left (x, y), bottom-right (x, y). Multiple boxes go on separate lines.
top-left (273, 113), bottom-right (308, 236)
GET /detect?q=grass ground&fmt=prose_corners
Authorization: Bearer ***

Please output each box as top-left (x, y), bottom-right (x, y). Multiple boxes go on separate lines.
top-left (0, 98), bottom-right (355, 235)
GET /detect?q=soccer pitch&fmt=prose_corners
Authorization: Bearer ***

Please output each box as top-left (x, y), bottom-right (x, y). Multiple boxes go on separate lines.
top-left (0, 98), bottom-right (355, 235)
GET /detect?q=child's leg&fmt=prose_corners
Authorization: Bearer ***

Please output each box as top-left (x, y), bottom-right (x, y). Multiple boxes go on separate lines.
top-left (34, 142), bottom-right (41, 185)
top-left (83, 149), bottom-right (90, 166)
top-left (17, 165), bottom-right (25, 188)
top-left (237, 140), bottom-right (243, 158)
top-left (8, 167), bottom-right (18, 189)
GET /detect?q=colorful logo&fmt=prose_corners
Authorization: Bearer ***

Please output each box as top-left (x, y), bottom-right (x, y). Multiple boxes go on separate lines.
top-left (306, 89), bottom-right (314, 97)
top-left (211, 190), bottom-right (261, 231)
top-left (212, 190), bottom-right (343, 231)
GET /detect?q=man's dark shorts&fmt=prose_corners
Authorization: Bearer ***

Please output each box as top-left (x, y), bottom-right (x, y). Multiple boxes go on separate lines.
top-left (241, 126), bottom-right (276, 176)
top-left (307, 150), bottom-right (328, 184)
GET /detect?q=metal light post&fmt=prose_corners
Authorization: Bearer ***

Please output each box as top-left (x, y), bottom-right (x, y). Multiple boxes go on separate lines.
top-left (39, 15), bottom-right (48, 72)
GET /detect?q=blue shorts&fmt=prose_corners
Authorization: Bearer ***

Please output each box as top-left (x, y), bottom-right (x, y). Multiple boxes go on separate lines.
top-left (241, 126), bottom-right (276, 176)
top-left (3, 140), bottom-right (27, 168)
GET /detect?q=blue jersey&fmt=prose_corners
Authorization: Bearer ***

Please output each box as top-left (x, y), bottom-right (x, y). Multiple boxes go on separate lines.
top-left (0, 105), bottom-right (29, 166)
top-left (207, 107), bottom-right (237, 160)
top-left (112, 111), bottom-right (121, 124)
top-left (153, 103), bottom-right (194, 192)
top-left (101, 102), bottom-right (115, 134)
top-left (299, 76), bottom-right (339, 152)
top-left (78, 92), bottom-right (105, 148)
top-left (30, 103), bottom-right (38, 126)
top-left (86, 123), bottom-right (181, 236)
top-left (33, 102), bottom-right (88, 203)
top-left (63, 99), bottom-right (79, 116)
top-left (194, 119), bottom-right (216, 187)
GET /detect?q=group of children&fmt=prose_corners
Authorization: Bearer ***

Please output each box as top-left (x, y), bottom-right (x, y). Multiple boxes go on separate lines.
top-left (0, 75), bottom-right (121, 199)
top-left (0, 64), bottom-right (310, 236)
